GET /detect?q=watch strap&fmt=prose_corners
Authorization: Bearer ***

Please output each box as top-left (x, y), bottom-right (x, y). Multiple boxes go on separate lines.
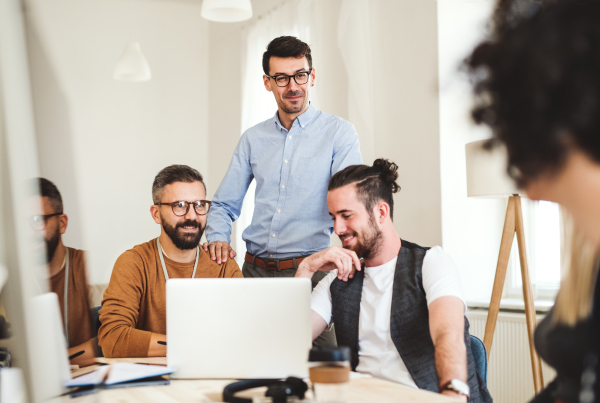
top-left (440, 379), bottom-right (470, 397)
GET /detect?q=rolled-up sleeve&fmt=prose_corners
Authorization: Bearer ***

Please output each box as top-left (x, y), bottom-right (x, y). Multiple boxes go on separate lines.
top-left (332, 122), bottom-right (362, 174)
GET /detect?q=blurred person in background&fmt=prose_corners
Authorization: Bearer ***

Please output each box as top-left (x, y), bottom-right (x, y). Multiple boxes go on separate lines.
top-left (468, 0), bottom-right (600, 401)
top-left (32, 178), bottom-right (97, 367)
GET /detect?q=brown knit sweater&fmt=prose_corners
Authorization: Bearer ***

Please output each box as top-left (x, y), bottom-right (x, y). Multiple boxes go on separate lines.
top-left (48, 247), bottom-right (94, 348)
top-left (98, 238), bottom-right (242, 357)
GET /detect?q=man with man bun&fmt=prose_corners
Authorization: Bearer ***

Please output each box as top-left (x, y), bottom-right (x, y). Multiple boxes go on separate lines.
top-left (295, 159), bottom-right (492, 402)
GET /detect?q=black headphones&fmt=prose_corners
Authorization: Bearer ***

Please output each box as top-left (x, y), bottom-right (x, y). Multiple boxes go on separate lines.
top-left (223, 377), bottom-right (308, 403)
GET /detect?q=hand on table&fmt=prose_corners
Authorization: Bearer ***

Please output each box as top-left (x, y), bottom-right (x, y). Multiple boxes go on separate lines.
top-left (148, 333), bottom-right (167, 357)
top-left (202, 241), bottom-right (236, 264)
top-left (68, 338), bottom-right (99, 368)
top-left (295, 246), bottom-right (362, 281)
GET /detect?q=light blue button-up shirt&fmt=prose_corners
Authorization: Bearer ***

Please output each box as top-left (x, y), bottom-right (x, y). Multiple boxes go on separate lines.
top-left (206, 105), bottom-right (362, 258)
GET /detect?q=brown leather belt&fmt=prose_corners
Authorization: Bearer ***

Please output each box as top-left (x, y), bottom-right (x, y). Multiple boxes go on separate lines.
top-left (244, 252), bottom-right (307, 270)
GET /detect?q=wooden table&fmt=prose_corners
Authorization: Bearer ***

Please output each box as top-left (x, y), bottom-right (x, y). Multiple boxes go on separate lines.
top-left (50, 358), bottom-right (461, 403)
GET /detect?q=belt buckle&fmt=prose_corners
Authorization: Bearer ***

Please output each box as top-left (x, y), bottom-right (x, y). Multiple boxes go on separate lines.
top-left (265, 258), bottom-right (280, 271)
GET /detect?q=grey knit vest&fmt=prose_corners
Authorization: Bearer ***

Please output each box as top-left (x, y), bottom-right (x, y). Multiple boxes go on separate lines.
top-left (330, 239), bottom-right (492, 403)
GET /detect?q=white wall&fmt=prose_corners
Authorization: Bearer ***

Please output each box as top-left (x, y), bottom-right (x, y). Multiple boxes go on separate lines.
top-left (26, 0), bottom-right (209, 284)
top-left (437, 0), bottom-right (505, 301)
top-left (370, 0), bottom-right (442, 246)
top-left (206, 18), bottom-right (245, 200)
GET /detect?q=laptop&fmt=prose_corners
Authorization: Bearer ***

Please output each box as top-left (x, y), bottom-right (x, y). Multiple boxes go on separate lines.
top-left (166, 277), bottom-right (312, 379)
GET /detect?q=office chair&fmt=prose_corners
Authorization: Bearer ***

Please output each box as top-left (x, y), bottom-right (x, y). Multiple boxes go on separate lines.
top-left (470, 335), bottom-right (488, 384)
top-left (90, 306), bottom-right (103, 357)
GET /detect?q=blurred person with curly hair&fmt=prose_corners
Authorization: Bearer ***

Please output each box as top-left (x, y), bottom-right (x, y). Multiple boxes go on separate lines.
top-left (468, 1), bottom-right (600, 401)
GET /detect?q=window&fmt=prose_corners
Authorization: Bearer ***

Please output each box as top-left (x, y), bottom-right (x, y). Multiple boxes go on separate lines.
top-left (506, 199), bottom-right (562, 300)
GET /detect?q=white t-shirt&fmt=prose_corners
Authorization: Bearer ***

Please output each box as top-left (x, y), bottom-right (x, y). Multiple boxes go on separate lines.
top-left (310, 246), bottom-right (465, 388)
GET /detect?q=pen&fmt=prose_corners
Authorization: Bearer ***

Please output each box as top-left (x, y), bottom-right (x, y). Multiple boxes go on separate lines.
top-left (68, 350), bottom-right (86, 360)
top-left (157, 341), bottom-right (167, 346)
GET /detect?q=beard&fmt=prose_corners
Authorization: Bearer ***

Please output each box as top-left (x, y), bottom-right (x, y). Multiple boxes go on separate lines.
top-left (45, 229), bottom-right (60, 263)
top-left (278, 90), bottom-right (308, 114)
top-left (341, 215), bottom-right (383, 260)
top-left (162, 219), bottom-right (205, 250)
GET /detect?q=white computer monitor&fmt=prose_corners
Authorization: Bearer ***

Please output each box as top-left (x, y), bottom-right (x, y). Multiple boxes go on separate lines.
top-left (0, 1), bottom-right (72, 401)
top-left (29, 294), bottom-right (71, 400)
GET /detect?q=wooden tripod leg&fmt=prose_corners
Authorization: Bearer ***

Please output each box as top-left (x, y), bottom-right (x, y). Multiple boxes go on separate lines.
top-left (514, 196), bottom-right (544, 393)
top-left (483, 196), bottom-right (516, 358)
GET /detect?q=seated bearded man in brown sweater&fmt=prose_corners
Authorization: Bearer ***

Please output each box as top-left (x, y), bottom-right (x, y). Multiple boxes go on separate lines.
top-left (99, 165), bottom-right (242, 358)
top-left (33, 178), bottom-right (97, 367)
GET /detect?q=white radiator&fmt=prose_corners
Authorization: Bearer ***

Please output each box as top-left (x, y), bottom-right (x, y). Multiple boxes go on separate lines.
top-left (466, 310), bottom-right (556, 403)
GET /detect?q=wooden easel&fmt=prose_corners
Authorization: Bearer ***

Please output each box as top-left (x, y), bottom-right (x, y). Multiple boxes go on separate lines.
top-left (483, 195), bottom-right (544, 393)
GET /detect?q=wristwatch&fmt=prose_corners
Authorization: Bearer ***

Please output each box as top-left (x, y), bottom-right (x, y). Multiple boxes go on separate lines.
top-left (440, 379), bottom-right (470, 397)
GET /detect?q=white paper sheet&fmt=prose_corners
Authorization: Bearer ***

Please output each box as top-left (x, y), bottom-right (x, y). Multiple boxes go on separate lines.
top-left (65, 365), bottom-right (110, 387)
top-left (104, 363), bottom-right (175, 385)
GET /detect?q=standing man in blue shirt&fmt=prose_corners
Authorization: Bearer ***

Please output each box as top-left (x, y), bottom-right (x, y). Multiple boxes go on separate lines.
top-left (204, 36), bottom-right (362, 343)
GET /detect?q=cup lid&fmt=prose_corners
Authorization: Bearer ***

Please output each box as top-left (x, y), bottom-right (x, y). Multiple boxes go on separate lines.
top-left (308, 346), bottom-right (350, 362)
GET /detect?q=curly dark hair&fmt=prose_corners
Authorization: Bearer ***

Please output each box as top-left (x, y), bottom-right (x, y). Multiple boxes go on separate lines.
top-left (328, 159), bottom-right (401, 221)
top-left (492, 0), bottom-right (549, 34)
top-left (262, 36), bottom-right (312, 76)
top-left (468, 0), bottom-right (600, 186)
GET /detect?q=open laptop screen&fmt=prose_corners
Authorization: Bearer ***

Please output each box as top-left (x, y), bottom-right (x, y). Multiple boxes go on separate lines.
top-left (167, 277), bottom-right (312, 379)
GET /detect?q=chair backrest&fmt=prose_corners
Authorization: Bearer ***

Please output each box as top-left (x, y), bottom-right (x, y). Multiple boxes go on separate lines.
top-left (90, 306), bottom-right (101, 337)
top-left (470, 335), bottom-right (488, 384)
top-left (89, 306), bottom-right (103, 357)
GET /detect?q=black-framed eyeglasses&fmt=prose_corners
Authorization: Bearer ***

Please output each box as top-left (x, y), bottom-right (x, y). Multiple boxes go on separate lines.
top-left (30, 212), bottom-right (63, 231)
top-left (155, 200), bottom-right (211, 216)
top-left (266, 70), bottom-right (312, 87)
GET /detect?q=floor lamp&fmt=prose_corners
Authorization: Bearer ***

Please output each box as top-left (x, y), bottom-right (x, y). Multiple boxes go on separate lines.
top-left (465, 140), bottom-right (544, 393)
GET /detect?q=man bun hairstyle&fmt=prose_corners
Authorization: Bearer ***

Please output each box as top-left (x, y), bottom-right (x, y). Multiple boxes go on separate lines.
top-left (328, 159), bottom-right (401, 221)
top-left (37, 177), bottom-right (63, 214)
top-left (152, 164), bottom-right (206, 204)
top-left (262, 36), bottom-right (312, 75)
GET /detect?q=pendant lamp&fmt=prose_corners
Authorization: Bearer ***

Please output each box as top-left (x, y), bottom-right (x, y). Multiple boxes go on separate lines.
top-left (201, 0), bottom-right (253, 22)
top-left (113, 42), bottom-right (151, 82)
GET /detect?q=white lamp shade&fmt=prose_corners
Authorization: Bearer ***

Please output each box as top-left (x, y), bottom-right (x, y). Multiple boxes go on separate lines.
top-left (201, 0), bottom-right (252, 22)
top-left (465, 139), bottom-right (521, 198)
top-left (113, 42), bottom-right (151, 82)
